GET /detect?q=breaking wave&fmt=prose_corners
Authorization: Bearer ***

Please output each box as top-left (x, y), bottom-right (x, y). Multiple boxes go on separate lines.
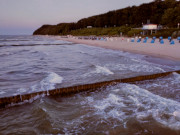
top-left (84, 83), bottom-right (180, 130)
top-left (83, 65), bottom-right (114, 77)
top-left (106, 62), bottom-right (165, 73)
top-left (39, 72), bottom-right (63, 90)
top-left (95, 66), bottom-right (114, 75)
top-left (0, 43), bottom-right (76, 47)
top-left (15, 72), bottom-right (63, 95)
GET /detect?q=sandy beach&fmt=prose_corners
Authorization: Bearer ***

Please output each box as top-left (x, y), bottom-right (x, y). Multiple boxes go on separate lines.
top-left (58, 36), bottom-right (180, 61)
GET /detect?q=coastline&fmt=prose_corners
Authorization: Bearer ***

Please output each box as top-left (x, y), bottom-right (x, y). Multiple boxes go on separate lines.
top-left (56, 36), bottom-right (180, 61)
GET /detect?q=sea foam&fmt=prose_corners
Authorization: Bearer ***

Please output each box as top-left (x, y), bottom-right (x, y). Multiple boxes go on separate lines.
top-left (83, 65), bottom-right (114, 77)
top-left (0, 91), bottom-right (6, 95)
top-left (95, 66), bottom-right (114, 75)
top-left (16, 72), bottom-right (63, 95)
top-left (40, 72), bottom-right (63, 90)
top-left (84, 83), bottom-right (180, 130)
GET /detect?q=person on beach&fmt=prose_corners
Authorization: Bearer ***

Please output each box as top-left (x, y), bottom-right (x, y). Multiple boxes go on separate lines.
top-left (121, 37), bottom-right (124, 42)
top-left (139, 36), bottom-right (142, 41)
top-left (170, 38), bottom-right (172, 42)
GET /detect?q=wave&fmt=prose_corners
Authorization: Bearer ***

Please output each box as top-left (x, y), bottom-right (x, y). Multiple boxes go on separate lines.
top-left (84, 83), bottom-right (180, 130)
top-left (95, 66), bottom-right (114, 75)
top-left (0, 49), bottom-right (31, 57)
top-left (83, 65), bottom-right (114, 77)
top-left (34, 72), bottom-right (63, 92)
top-left (0, 91), bottom-right (6, 95)
top-left (14, 72), bottom-right (63, 96)
top-left (17, 88), bottom-right (27, 93)
top-left (0, 39), bottom-right (30, 41)
top-left (122, 84), bottom-right (180, 130)
top-left (0, 43), bottom-right (76, 47)
top-left (107, 63), bottom-right (165, 73)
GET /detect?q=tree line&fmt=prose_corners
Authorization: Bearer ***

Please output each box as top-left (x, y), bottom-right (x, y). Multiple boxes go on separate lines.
top-left (33, 0), bottom-right (180, 35)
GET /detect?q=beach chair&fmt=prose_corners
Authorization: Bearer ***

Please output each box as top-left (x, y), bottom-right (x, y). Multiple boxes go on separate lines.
top-left (168, 36), bottom-right (171, 40)
top-left (177, 37), bottom-right (180, 43)
top-left (143, 39), bottom-right (147, 43)
top-left (170, 40), bottom-right (175, 45)
top-left (151, 40), bottom-right (155, 43)
top-left (137, 39), bottom-right (141, 42)
top-left (160, 40), bottom-right (164, 44)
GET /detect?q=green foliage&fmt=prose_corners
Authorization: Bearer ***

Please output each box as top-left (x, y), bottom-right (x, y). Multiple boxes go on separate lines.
top-left (33, 25), bottom-right (60, 35)
top-left (161, 6), bottom-right (180, 27)
top-left (127, 29), bottom-right (143, 37)
top-left (172, 30), bottom-right (180, 38)
top-left (152, 28), bottom-right (179, 38)
top-left (70, 27), bottom-right (121, 36)
top-left (119, 26), bottom-right (131, 35)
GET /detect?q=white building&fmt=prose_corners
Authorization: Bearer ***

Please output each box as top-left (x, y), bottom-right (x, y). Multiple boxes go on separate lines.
top-left (87, 26), bottom-right (93, 28)
top-left (142, 24), bottom-right (158, 35)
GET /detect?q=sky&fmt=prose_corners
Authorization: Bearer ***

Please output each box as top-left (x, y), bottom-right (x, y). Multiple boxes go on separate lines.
top-left (0, 0), bottom-right (153, 35)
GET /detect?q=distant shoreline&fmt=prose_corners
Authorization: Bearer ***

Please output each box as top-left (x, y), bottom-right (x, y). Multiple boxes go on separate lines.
top-left (56, 36), bottom-right (180, 61)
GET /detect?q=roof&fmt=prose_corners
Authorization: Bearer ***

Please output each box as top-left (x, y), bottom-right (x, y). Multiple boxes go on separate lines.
top-left (142, 24), bottom-right (158, 30)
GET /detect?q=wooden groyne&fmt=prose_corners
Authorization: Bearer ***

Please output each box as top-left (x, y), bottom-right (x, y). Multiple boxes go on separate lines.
top-left (0, 70), bottom-right (180, 108)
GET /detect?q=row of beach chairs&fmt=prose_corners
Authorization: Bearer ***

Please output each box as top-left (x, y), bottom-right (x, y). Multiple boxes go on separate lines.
top-left (132, 36), bottom-right (180, 45)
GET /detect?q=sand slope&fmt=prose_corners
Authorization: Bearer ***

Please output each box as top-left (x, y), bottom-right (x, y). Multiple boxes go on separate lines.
top-left (57, 37), bottom-right (180, 61)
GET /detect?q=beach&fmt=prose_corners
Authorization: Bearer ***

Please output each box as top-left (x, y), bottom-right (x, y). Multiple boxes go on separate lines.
top-left (58, 36), bottom-right (180, 61)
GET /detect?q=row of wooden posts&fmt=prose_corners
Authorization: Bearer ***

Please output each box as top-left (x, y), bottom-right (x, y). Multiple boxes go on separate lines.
top-left (0, 70), bottom-right (179, 108)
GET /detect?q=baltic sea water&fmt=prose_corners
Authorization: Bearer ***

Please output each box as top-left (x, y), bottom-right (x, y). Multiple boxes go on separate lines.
top-left (0, 35), bottom-right (180, 134)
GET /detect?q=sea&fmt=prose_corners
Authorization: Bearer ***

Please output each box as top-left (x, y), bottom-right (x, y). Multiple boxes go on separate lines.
top-left (0, 35), bottom-right (180, 134)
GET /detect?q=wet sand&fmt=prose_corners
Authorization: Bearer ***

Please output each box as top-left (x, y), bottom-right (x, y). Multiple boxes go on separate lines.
top-left (57, 36), bottom-right (180, 61)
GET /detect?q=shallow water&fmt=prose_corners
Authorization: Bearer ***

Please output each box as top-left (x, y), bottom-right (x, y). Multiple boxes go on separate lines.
top-left (0, 35), bottom-right (180, 134)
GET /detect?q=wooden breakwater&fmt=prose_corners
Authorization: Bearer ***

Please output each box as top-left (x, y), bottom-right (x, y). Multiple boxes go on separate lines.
top-left (0, 70), bottom-right (180, 108)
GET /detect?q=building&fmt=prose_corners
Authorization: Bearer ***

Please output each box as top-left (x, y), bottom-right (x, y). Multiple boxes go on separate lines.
top-left (142, 24), bottom-right (158, 35)
top-left (87, 26), bottom-right (93, 28)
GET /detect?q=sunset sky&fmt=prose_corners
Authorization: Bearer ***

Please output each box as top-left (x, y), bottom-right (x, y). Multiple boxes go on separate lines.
top-left (0, 0), bottom-right (153, 35)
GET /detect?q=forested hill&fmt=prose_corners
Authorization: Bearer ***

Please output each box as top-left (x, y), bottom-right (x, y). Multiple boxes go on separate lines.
top-left (33, 0), bottom-right (180, 35)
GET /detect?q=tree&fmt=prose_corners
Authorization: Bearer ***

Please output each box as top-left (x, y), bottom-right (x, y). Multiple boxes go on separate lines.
top-left (161, 8), bottom-right (176, 27)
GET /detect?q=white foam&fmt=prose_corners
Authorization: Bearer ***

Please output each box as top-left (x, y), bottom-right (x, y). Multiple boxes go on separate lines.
top-left (31, 85), bottom-right (38, 92)
top-left (47, 72), bottom-right (63, 84)
top-left (95, 66), bottom-right (114, 75)
top-left (107, 109), bottom-right (125, 120)
top-left (87, 92), bottom-right (126, 121)
top-left (40, 72), bottom-right (63, 90)
top-left (172, 72), bottom-right (180, 80)
top-left (120, 84), bottom-right (180, 130)
top-left (17, 88), bottom-right (27, 93)
top-left (82, 65), bottom-right (114, 77)
top-left (104, 55), bottom-right (166, 73)
top-left (113, 63), bottom-right (165, 73)
top-left (173, 110), bottom-right (180, 121)
top-left (86, 97), bottom-right (94, 103)
top-left (7, 93), bottom-right (46, 108)
top-left (0, 91), bottom-right (6, 95)
top-left (17, 72), bottom-right (63, 95)
top-left (85, 83), bottom-right (180, 130)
